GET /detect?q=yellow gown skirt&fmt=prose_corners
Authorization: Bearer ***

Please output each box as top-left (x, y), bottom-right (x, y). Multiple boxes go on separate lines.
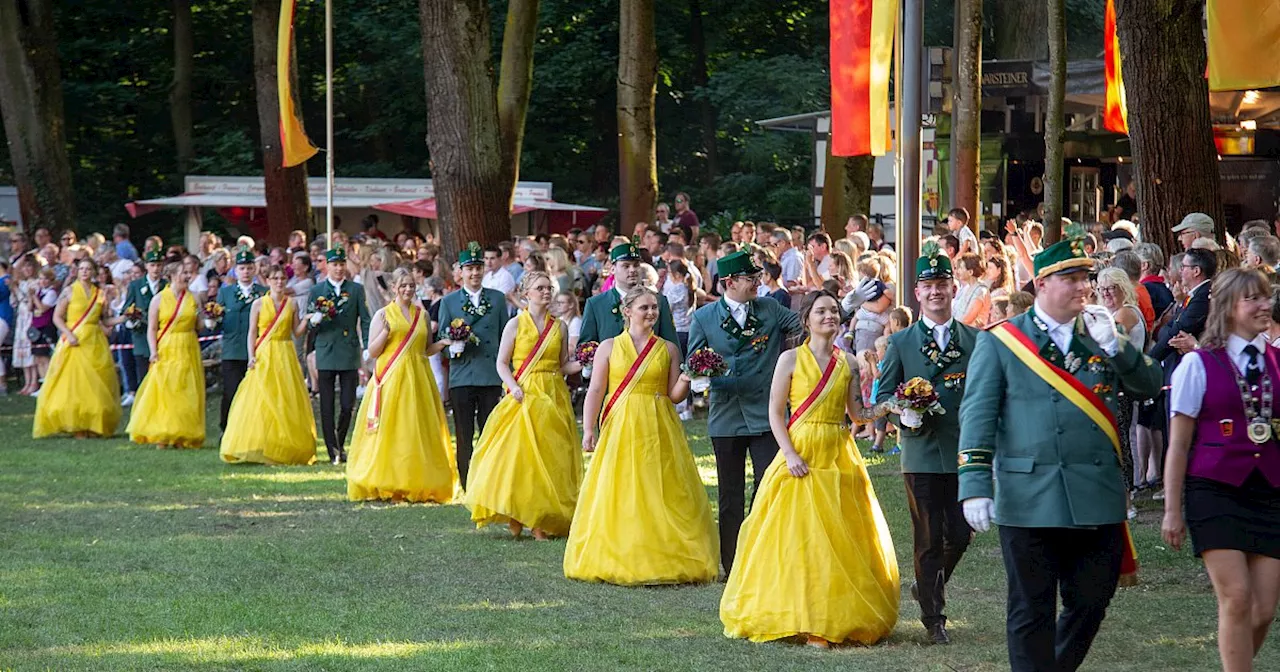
top-left (564, 335), bottom-right (718, 585)
top-left (465, 369), bottom-right (583, 536)
top-left (347, 305), bottom-right (457, 502)
top-left (33, 291), bottom-right (120, 437)
top-left (220, 315), bottom-right (317, 464)
top-left (127, 294), bottom-right (205, 448)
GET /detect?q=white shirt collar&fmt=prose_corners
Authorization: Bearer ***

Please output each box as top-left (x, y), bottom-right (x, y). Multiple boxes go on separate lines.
top-left (466, 286), bottom-right (483, 300)
top-left (1033, 300), bottom-right (1075, 332)
top-left (724, 295), bottom-right (749, 314)
top-left (1190, 279), bottom-right (1211, 296)
top-left (1227, 333), bottom-right (1268, 359)
top-left (921, 315), bottom-right (954, 332)
top-left (328, 277), bottom-right (343, 291)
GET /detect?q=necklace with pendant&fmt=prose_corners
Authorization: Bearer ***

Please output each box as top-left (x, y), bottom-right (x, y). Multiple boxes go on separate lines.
top-left (1227, 355), bottom-right (1273, 444)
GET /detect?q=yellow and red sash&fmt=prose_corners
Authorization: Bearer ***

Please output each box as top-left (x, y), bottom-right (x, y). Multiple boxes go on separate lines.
top-left (601, 335), bottom-right (658, 424)
top-left (254, 297), bottom-right (290, 350)
top-left (787, 346), bottom-right (841, 429)
top-left (513, 312), bottom-right (557, 384)
top-left (366, 306), bottom-right (422, 433)
top-left (992, 320), bottom-right (1139, 583)
top-left (65, 283), bottom-right (100, 340)
top-left (157, 289), bottom-right (188, 343)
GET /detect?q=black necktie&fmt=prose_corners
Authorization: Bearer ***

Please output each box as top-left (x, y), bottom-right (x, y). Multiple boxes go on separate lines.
top-left (1244, 344), bottom-right (1262, 387)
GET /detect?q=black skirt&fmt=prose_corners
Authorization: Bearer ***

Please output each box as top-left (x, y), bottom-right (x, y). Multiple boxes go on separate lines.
top-left (1185, 471), bottom-right (1280, 559)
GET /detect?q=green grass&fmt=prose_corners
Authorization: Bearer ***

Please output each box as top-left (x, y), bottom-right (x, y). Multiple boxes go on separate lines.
top-left (0, 394), bottom-right (1265, 671)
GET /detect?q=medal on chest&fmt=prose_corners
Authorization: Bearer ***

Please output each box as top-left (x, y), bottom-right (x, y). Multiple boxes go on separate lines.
top-left (1226, 354), bottom-right (1274, 445)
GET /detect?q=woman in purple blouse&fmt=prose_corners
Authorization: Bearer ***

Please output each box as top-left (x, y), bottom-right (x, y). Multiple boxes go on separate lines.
top-left (1163, 268), bottom-right (1280, 672)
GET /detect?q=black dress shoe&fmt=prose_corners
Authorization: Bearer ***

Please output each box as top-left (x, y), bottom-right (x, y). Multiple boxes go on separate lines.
top-left (927, 623), bottom-right (950, 645)
top-left (337, 449), bottom-right (347, 464)
top-left (910, 581), bottom-right (919, 602)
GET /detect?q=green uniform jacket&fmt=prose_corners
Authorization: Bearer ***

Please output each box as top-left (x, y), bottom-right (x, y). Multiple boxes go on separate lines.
top-left (306, 279), bottom-right (371, 371)
top-left (875, 319), bottom-right (979, 473)
top-left (578, 287), bottom-right (678, 346)
top-left (957, 311), bottom-right (1162, 528)
top-left (215, 283), bottom-right (267, 361)
top-left (687, 297), bottom-right (803, 437)
top-left (435, 287), bottom-right (509, 389)
top-left (122, 277), bottom-right (167, 359)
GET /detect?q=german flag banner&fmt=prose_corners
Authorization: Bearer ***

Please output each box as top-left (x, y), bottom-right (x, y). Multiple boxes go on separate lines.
top-left (1102, 0), bottom-right (1128, 135)
top-left (830, 0), bottom-right (897, 156)
top-left (277, 0), bottom-right (318, 168)
top-left (1208, 0), bottom-right (1280, 92)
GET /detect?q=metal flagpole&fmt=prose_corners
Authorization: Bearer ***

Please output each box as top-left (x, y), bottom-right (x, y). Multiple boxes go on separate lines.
top-left (324, 0), bottom-right (334, 248)
top-left (893, 0), bottom-right (904, 305)
top-left (900, 0), bottom-right (923, 309)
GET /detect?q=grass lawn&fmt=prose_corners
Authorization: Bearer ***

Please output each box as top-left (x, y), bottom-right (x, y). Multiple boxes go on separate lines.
top-left (0, 393), bottom-right (1265, 671)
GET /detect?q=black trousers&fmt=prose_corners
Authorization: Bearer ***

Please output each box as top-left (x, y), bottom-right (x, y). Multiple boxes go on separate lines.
top-left (220, 359), bottom-right (249, 431)
top-left (451, 385), bottom-right (501, 489)
top-left (133, 356), bottom-right (150, 387)
top-left (1000, 524), bottom-right (1124, 672)
top-left (710, 433), bottom-right (780, 575)
top-left (903, 473), bottom-right (973, 628)
top-left (318, 369), bottom-right (359, 460)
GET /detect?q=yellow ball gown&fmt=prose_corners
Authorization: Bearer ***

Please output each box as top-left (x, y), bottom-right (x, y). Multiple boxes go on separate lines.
top-left (720, 343), bottom-right (900, 645)
top-left (33, 281), bottom-right (121, 437)
top-left (346, 302), bottom-right (457, 503)
top-left (563, 331), bottom-right (719, 585)
top-left (220, 296), bottom-right (317, 465)
top-left (466, 311), bottom-right (583, 536)
top-left (127, 287), bottom-right (206, 448)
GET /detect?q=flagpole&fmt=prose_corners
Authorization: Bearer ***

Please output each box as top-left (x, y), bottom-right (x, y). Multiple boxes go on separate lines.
top-left (893, 0), bottom-right (904, 305)
top-left (324, 0), bottom-right (334, 248)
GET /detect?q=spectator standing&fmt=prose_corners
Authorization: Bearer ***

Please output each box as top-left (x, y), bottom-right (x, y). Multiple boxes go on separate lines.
top-left (946, 208), bottom-right (978, 256)
top-left (113, 224), bottom-right (139, 262)
top-left (673, 192), bottom-right (698, 241)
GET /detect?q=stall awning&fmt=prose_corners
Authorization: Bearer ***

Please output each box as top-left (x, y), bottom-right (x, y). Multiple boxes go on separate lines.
top-left (372, 197), bottom-right (606, 219)
top-left (125, 193), bottom-right (395, 218)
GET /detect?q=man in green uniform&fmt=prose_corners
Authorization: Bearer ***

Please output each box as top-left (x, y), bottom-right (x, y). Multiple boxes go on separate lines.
top-left (876, 249), bottom-right (977, 644)
top-left (958, 238), bottom-right (1162, 672)
top-left (304, 247), bottom-right (371, 465)
top-left (121, 250), bottom-right (167, 386)
top-left (215, 249), bottom-right (266, 432)
top-left (578, 243), bottom-right (678, 347)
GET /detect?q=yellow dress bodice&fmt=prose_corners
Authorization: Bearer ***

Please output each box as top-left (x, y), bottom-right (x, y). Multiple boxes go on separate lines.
top-left (608, 331), bottom-right (668, 397)
top-left (256, 296), bottom-right (294, 343)
top-left (378, 303), bottom-right (425, 369)
top-left (67, 281), bottom-right (105, 333)
top-left (789, 343), bottom-right (852, 426)
top-left (512, 311), bottom-right (562, 376)
top-left (157, 287), bottom-right (197, 338)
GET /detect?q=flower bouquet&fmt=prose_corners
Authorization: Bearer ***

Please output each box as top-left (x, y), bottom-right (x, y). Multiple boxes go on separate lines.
top-left (446, 318), bottom-right (480, 358)
top-left (575, 341), bottom-right (599, 378)
top-left (308, 296), bottom-right (337, 326)
top-left (891, 376), bottom-right (945, 429)
top-left (202, 301), bottom-right (225, 330)
top-left (683, 347), bottom-right (728, 394)
top-left (122, 304), bottom-right (145, 332)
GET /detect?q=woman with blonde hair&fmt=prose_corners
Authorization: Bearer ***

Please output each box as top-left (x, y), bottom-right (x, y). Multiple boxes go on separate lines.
top-left (127, 262), bottom-right (204, 448)
top-left (1096, 266), bottom-right (1145, 511)
top-left (1163, 268), bottom-right (1280, 672)
top-left (952, 253), bottom-right (991, 328)
top-left (827, 251), bottom-right (856, 295)
top-left (544, 246), bottom-right (574, 295)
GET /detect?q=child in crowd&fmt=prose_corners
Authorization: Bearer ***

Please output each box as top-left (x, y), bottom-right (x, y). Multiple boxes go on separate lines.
top-left (887, 306), bottom-right (913, 336)
top-left (851, 258), bottom-right (892, 353)
top-left (989, 296), bottom-right (1011, 324)
top-left (1007, 290), bottom-right (1034, 317)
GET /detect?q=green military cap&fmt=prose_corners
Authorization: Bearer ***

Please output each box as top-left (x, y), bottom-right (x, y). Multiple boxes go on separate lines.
top-left (325, 246), bottom-right (347, 263)
top-left (234, 248), bottom-right (255, 265)
top-left (143, 249), bottom-right (163, 263)
top-left (609, 242), bottom-right (642, 262)
top-left (1033, 237), bottom-right (1094, 279)
top-left (916, 240), bottom-right (953, 281)
top-left (716, 249), bottom-right (762, 278)
top-left (458, 241), bottom-right (483, 266)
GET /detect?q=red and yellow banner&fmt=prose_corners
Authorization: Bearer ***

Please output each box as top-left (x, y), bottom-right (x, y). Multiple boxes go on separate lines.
top-left (1207, 0), bottom-right (1280, 92)
top-left (278, 0), bottom-right (318, 167)
top-left (1102, 0), bottom-right (1128, 135)
top-left (830, 0), bottom-right (897, 156)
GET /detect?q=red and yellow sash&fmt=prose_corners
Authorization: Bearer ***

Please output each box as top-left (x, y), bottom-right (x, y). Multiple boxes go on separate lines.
top-left (254, 297), bottom-right (289, 350)
top-left (787, 346), bottom-right (840, 429)
top-left (601, 335), bottom-right (658, 424)
top-left (65, 283), bottom-right (100, 339)
top-left (513, 313), bottom-right (557, 384)
top-left (157, 289), bottom-right (188, 343)
top-left (366, 305), bottom-right (422, 433)
top-left (992, 320), bottom-right (1139, 583)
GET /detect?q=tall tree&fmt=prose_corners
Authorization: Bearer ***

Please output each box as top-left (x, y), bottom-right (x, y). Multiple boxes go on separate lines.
top-left (1115, 0), bottom-right (1222, 251)
top-left (819, 150), bottom-right (874, 242)
top-left (497, 0), bottom-right (539, 189)
top-left (687, 0), bottom-right (717, 182)
top-left (1041, 0), bottom-right (1066, 245)
top-left (952, 0), bottom-right (982, 222)
top-left (617, 0), bottom-right (658, 233)
top-left (0, 0), bottom-right (76, 233)
top-left (421, 0), bottom-right (513, 255)
top-left (991, 0), bottom-right (1047, 60)
top-left (170, 0), bottom-right (195, 175)
top-left (251, 0), bottom-right (311, 246)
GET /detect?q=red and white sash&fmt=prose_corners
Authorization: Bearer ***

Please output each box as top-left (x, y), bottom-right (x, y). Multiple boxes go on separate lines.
top-left (254, 297), bottom-right (290, 350)
top-left (787, 345), bottom-right (841, 429)
top-left (64, 283), bottom-right (100, 341)
top-left (366, 305), bottom-right (422, 433)
top-left (601, 334), bottom-right (659, 424)
top-left (157, 289), bottom-right (188, 343)
top-left (513, 312), bottom-right (557, 384)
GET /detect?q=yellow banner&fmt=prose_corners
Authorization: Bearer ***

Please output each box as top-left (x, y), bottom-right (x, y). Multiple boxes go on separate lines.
top-left (1208, 0), bottom-right (1280, 91)
top-left (277, 0), bottom-right (318, 167)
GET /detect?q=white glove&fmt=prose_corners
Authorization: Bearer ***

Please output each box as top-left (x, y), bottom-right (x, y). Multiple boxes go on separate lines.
top-left (582, 364), bottom-right (593, 379)
top-left (448, 341), bottom-right (466, 356)
top-left (963, 497), bottom-right (995, 533)
top-left (841, 278), bottom-right (879, 312)
top-left (362, 349), bottom-right (371, 363)
top-left (1081, 304), bottom-right (1119, 356)
top-left (898, 407), bottom-right (923, 429)
top-left (690, 376), bottom-right (711, 393)
top-left (203, 318), bottom-right (217, 330)
top-left (309, 312), bottom-right (323, 326)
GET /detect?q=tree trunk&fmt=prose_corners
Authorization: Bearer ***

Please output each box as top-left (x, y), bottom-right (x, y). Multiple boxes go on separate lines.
top-left (952, 0), bottom-right (982, 224)
top-left (421, 0), bottom-right (513, 257)
top-left (251, 0), bottom-right (311, 247)
top-left (617, 0), bottom-right (658, 234)
top-left (1115, 0), bottom-right (1222, 252)
top-left (688, 0), bottom-right (717, 183)
top-left (497, 0), bottom-right (539, 189)
top-left (1042, 0), bottom-right (1066, 245)
top-left (819, 147), bottom-right (875, 242)
top-left (170, 0), bottom-right (195, 175)
top-left (991, 0), bottom-right (1047, 60)
top-left (0, 0), bottom-right (76, 233)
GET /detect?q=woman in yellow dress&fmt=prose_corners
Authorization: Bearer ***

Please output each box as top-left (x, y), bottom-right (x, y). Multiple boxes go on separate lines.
top-left (466, 271), bottom-right (582, 539)
top-left (220, 265), bottom-right (317, 465)
top-left (33, 258), bottom-right (121, 438)
top-left (720, 290), bottom-right (899, 648)
top-left (564, 286), bottom-right (719, 585)
top-left (127, 262), bottom-right (205, 448)
top-left (346, 268), bottom-right (456, 503)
